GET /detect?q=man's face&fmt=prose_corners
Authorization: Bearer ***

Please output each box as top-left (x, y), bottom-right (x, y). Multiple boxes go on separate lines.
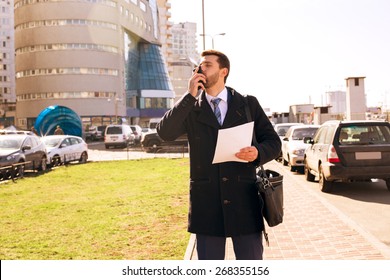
top-left (199, 55), bottom-right (226, 88)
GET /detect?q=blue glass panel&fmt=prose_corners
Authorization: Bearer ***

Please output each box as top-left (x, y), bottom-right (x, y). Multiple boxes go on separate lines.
top-left (34, 105), bottom-right (82, 136)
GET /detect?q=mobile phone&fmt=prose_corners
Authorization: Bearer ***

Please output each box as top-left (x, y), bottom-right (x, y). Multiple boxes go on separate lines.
top-left (197, 66), bottom-right (204, 90)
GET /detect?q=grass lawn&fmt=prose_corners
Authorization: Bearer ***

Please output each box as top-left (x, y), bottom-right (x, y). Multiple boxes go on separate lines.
top-left (0, 158), bottom-right (190, 260)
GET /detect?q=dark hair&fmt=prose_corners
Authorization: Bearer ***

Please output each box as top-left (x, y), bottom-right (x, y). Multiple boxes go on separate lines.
top-left (201, 50), bottom-right (230, 83)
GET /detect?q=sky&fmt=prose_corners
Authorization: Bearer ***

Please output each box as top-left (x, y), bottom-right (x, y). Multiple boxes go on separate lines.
top-left (169, 0), bottom-right (390, 112)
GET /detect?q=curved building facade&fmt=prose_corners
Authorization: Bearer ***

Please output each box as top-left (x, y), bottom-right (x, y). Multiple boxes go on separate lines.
top-left (14, 0), bottom-right (173, 130)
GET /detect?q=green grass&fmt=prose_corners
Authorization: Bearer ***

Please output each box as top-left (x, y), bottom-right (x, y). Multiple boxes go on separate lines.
top-left (0, 158), bottom-right (190, 260)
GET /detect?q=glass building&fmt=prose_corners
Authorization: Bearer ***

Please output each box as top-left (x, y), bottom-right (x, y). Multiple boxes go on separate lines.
top-left (14, 0), bottom-right (174, 130)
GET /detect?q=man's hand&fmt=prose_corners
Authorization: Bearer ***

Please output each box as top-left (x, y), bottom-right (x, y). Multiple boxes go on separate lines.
top-left (188, 66), bottom-right (206, 97)
top-left (235, 146), bottom-right (258, 162)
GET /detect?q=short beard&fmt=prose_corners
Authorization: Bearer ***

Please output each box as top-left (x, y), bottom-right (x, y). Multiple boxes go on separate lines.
top-left (205, 72), bottom-right (219, 89)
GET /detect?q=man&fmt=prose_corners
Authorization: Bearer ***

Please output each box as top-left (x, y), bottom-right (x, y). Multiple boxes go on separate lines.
top-left (157, 50), bottom-right (281, 260)
top-left (54, 125), bottom-right (64, 135)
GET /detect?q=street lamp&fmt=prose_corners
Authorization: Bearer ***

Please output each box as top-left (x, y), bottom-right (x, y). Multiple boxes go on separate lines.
top-left (108, 94), bottom-right (121, 124)
top-left (199, 33), bottom-right (226, 49)
top-left (202, 0), bottom-right (206, 50)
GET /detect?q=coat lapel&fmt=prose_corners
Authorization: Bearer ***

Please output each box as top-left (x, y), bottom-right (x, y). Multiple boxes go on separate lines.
top-left (194, 89), bottom-right (248, 129)
top-left (195, 92), bottom-right (221, 129)
top-left (222, 89), bottom-right (247, 128)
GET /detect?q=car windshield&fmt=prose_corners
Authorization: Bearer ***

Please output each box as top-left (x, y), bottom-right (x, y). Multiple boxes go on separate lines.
top-left (276, 126), bottom-right (290, 136)
top-left (338, 124), bottom-right (390, 144)
top-left (0, 138), bottom-right (23, 149)
top-left (292, 128), bottom-right (318, 140)
top-left (43, 138), bottom-right (61, 147)
top-left (106, 127), bottom-right (122, 134)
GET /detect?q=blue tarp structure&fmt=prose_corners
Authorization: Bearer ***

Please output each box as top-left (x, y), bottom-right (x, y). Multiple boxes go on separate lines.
top-left (34, 105), bottom-right (82, 137)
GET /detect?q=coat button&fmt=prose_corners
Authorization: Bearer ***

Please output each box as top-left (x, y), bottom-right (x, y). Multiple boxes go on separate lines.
top-left (222, 177), bottom-right (228, 182)
top-left (223, 200), bottom-right (231, 205)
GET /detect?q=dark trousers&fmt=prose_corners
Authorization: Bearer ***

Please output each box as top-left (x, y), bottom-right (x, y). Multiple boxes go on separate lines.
top-left (196, 233), bottom-right (263, 260)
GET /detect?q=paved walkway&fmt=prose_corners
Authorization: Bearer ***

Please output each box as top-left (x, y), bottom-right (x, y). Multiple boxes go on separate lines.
top-left (184, 160), bottom-right (390, 260)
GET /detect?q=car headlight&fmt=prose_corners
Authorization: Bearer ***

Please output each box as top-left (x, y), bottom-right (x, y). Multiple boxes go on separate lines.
top-left (6, 154), bottom-right (17, 161)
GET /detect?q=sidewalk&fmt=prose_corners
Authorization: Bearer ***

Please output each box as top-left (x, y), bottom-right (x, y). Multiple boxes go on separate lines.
top-left (184, 160), bottom-right (390, 260)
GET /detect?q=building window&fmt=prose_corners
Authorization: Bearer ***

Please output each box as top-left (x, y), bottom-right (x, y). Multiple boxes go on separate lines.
top-left (17, 91), bottom-right (116, 101)
top-left (354, 78), bottom-right (359, 86)
top-left (140, 2), bottom-right (146, 11)
top-left (15, 19), bottom-right (117, 31)
top-left (16, 67), bottom-right (118, 78)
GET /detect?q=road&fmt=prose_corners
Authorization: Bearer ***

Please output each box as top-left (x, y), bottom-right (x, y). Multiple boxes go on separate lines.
top-left (274, 161), bottom-right (390, 249)
top-left (86, 141), bottom-right (390, 249)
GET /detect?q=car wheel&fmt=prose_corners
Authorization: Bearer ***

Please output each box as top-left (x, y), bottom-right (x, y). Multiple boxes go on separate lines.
top-left (386, 179), bottom-right (390, 191)
top-left (289, 165), bottom-right (296, 172)
top-left (147, 140), bottom-right (161, 153)
top-left (286, 155), bottom-right (296, 172)
top-left (52, 155), bottom-right (61, 167)
top-left (79, 152), bottom-right (88, 164)
top-left (304, 160), bottom-right (315, 182)
top-left (13, 162), bottom-right (25, 178)
top-left (319, 164), bottom-right (332, 193)
top-left (38, 156), bottom-right (47, 172)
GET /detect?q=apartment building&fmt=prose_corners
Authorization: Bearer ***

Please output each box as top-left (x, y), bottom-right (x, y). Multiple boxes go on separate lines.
top-left (170, 22), bottom-right (199, 103)
top-left (14, 0), bottom-right (173, 130)
top-left (324, 90), bottom-right (346, 115)
top-left (0, 0), bottom-right (16, 128)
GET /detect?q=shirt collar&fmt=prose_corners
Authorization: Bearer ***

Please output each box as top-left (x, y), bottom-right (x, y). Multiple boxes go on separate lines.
top-left (206, 87), bottom-right (228, 104)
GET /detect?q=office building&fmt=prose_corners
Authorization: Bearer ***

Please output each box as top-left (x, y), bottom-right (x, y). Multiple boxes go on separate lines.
top-left (14, 0), bottom-right (173, 130)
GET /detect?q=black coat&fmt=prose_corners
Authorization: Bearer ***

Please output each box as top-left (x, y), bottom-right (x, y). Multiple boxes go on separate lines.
top-left (157, 87), bottom-right (281, 237)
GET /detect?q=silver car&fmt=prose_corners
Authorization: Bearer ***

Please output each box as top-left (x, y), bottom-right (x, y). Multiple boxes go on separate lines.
top-left (0, 134), bottom-right (48, 177)
top-left (281, 125), bottom-right (319, 172)
top-left (304, 120), bottom-right (390, 193)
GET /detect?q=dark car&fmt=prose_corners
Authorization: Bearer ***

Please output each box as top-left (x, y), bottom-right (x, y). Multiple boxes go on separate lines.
top-left (141, 131), bottom-right (188, 153)
top-left (303, 120), bottom-right (390, 193)
top-left (0, 134), bottom-right (48, 177)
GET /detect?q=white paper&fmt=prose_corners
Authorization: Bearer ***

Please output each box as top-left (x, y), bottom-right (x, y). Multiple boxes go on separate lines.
top-left (212, 121), bottom-right (254, 164)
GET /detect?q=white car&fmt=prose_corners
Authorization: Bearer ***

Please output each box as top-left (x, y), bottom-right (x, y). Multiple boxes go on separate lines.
top-left (104, 124), bottom-right (135, 149)
top-left (42, 135), bottom-right (88, 167)
top-left (274, 122), bottom-right (301, 160)
top-left (274, 123), bottom-right (301, 141)
top-left (281, 125), bottom-right (319, 172)
top-left (130, 125), bottom-right (142, 144)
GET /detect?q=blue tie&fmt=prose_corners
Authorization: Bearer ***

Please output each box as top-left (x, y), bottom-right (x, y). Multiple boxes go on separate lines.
top-left (211, 98), bottom-right (222, 125)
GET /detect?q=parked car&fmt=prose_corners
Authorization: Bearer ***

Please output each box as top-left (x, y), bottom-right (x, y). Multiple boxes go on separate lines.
top-left (274, 122), bottom-right (301, 160)
top-left (141, 131), bottom-right (188, 153)
top-left (141, 127), bottom-right (154, 134)
top-left (42, 135), bottom-right (88, 167)
top-left (0, 130), bottom-right (34, 135)
top-left (0, 134), bottom-right (48, 177)
top-left (104, 124), bottom-right (134, 149)
top-left (281, 125), bottom-right (320, 172)
top-left (130, 125), bottom-right (142, 144)
top-left (85, 126), bottom-right (103, 141)
top-left (274, 123), bottom-right (301, 140)
top-left (97, 125), bottom-right (107, 137)
top-left (303, 120), bottom-right (390, 193)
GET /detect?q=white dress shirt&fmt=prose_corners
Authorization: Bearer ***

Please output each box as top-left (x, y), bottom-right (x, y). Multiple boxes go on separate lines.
top-left (206, 87), bottom-right (228, 125)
